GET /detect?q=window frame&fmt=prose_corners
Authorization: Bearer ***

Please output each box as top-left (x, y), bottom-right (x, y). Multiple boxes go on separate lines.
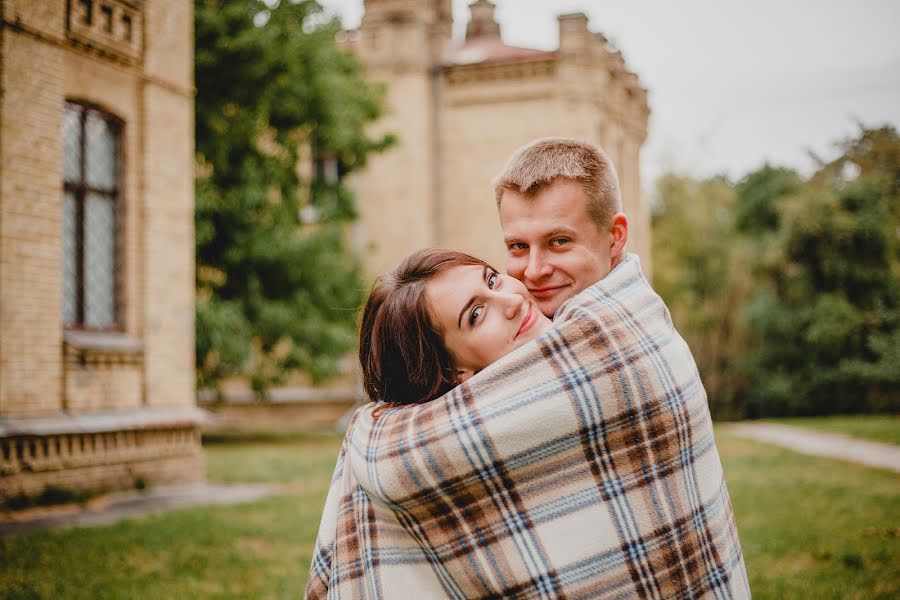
top-left (62, 100), bottom-right (125, 332)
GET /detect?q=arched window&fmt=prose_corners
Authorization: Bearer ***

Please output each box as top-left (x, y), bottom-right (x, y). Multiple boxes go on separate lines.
top-left (62, 101), bottom-right (122, 329)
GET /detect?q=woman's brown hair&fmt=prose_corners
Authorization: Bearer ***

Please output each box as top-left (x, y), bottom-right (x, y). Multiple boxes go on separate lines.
top-left (359, 248), bottom-right (493, 406)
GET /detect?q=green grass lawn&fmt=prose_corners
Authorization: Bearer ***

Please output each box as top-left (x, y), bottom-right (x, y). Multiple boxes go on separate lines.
top-left (1, 428), bottom-right (897, 599)
top-left (0, 433), bottom-right (344, 599)
top-left (717, 429), bottom-right (899, 599)
top-left (764, 414), bottom-right (900, 445)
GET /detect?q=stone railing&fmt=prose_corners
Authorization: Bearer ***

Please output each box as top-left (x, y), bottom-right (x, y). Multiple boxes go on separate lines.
top-left (0, 407), bottom-right (207, 503)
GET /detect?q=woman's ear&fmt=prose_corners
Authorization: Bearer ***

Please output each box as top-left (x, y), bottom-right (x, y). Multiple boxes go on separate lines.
top-left (455, 368), bottom-right (476, 384)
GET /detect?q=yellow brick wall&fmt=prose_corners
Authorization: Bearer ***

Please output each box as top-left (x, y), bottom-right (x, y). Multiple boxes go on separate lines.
top-left (143, 0), bottom-right (194, 91)
top-left (0, 0), bottom-right (195, 416)
top-left (0, 29), bottom-right (66, 415)
top-left (65, 363), bottom-right (143, 412)
top-left (142, 83), bottom-right (196, 408)
top-left (140, 0), bottom-right (195, 409)
top-left (352, 72), bottom-right (437, 278)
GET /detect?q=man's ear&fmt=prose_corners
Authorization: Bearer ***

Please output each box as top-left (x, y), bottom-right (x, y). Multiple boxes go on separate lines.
top-left (609, 212), bottom-right (628, 260)
top-left (455, 368), bottom-right (476, 384)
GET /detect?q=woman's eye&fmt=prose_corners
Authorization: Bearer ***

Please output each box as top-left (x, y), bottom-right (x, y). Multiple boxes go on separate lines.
top-left (469, 306), bottom-right (482, 326)
top-left (487, 272), bottom-right (498, 289)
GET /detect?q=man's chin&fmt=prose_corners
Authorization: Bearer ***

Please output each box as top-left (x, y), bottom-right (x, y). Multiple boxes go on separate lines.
top-left (536, 298), bottom-right (561, 319)
top-left (536, 288), bottom-right (582, 318)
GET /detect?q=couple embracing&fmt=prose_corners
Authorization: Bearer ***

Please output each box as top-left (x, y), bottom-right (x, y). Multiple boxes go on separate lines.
top-left (306, 138), bottom-right (751, 599)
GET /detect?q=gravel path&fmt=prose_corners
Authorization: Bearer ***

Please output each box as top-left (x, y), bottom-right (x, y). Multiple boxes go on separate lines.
top-left (727, 422), bottom-right (900, 473)
top-left (0, 482), bottom-right (283, 537)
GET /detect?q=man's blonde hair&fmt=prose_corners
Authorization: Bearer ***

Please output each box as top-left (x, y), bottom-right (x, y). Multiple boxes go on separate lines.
top-left (493, 137), bottom-right (622, 229)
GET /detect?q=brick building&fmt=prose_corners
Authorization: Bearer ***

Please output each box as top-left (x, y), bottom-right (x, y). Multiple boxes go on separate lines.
top-left (345, 0), bottom-right (651, 277)
top-left (0, 0), bottom-right (203, 504)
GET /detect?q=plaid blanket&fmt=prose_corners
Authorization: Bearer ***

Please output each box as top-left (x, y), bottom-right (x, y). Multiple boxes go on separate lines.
top-left (306, 254), bottom-right (750, 599)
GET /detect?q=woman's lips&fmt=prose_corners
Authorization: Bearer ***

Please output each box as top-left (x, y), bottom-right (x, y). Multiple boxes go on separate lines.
top-left (516, 305), bottom-right (537, 339)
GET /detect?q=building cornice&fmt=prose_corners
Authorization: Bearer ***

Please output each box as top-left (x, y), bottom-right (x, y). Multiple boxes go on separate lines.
top-left (0, 17), bottom-right (195, 99)
top-left (443, 56), bottom-right (557, 86)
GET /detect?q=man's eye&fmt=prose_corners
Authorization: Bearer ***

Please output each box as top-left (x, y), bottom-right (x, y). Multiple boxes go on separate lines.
top-left (487, 272), bottom-right (498, 289)
top-left (550, 238), bottom-right (569, 247)
top-left (469, 306), bottom-right (483, 326)
top-left (508, 242), bottom-right (527, 251)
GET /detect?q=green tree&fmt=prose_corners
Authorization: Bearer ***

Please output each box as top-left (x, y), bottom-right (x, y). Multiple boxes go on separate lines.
top-left (733, 164), bottom-right (801, 233)
top-left (652, 126), bottom-right (899, 418)
top-left (741, 126), bottom-right (899, 416)
top-left (194, 0), bottom-right (392, 394)
top-left (651, 174), bottom-right (753, 418)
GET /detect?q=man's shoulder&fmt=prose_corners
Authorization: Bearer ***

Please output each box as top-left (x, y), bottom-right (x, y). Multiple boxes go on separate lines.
top-left (554, 253), bottom-right (649, 320)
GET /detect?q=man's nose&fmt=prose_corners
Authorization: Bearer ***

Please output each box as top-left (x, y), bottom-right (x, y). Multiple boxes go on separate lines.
top-left (524, 249), bottom-right (552, 282)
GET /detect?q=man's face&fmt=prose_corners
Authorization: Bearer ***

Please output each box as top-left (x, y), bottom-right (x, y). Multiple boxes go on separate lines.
top-left (499, 178), bottom-right (614, 317)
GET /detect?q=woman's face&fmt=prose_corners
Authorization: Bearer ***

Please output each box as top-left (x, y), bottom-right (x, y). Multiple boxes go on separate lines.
top-left (426, 264), bottom-right (553, 382)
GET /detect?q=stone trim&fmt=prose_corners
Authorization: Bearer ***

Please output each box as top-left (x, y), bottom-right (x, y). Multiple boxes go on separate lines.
top-left (63, 330), bottom-right (144, 366)
top-left (66, 0), bottom-right (144, 64)
top-left (444, 57), bottom-right (557, 85)
top-left (0, 407), bottom-right (210, 437)
top-left (0, 17), bottom-right (193, 97)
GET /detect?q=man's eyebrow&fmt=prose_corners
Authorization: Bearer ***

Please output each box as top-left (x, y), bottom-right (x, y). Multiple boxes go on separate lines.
top-left (457, 266), bottom-right (487, 329)
top-left (504, 227), bottom-right (577, 246)
top-left (545, 226), bottom-right (578, 238)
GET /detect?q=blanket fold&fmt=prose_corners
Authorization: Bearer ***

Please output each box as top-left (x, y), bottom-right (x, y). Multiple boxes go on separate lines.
top-left (306, 254), bottom-right (750, 599)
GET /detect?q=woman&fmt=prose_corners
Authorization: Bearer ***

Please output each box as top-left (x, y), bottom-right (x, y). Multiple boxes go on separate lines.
top-left (358, 247), bottom-right (553, 407)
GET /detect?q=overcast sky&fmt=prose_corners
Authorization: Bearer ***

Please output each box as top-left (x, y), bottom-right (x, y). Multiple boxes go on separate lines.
top-left (319, 0), bottom-right (900, 189)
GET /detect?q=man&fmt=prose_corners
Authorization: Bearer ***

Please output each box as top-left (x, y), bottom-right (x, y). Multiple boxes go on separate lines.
top-left (306, 138), bottom-right (750, 600)
top-left (495, 137), bottom-right (629, 318)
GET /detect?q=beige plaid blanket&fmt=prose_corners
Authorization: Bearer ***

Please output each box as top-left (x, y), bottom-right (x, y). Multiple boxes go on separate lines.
top-left (306, 254), bottom-right (750, 599)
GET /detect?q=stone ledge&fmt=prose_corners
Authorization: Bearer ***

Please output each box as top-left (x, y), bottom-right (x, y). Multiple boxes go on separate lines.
top-left (197, 385), bottom-right (363, 405)
top-left (63, 330), bottom-right (144, 355)
top-left (0, 407), bottom-right (211, 437)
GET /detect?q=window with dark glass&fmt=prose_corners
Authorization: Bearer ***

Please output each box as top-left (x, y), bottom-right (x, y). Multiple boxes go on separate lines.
top-left (62, 101), bottom-right (121, 329)
top-left (303, 153), bottom-right (347, 223)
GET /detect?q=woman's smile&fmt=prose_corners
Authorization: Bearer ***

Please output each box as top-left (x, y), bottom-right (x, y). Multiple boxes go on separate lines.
top-left (516, 304), bottom-right (538, 339)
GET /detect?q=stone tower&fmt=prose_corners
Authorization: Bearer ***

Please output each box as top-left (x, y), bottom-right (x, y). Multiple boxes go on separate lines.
top-left (348, 1), bottom-right (650, 277)
top-left (352, 0), bottom-right (454, 277)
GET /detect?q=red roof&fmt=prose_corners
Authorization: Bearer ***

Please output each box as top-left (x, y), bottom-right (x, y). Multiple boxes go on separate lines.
top-left (445, 37), bottom-right (556, 66)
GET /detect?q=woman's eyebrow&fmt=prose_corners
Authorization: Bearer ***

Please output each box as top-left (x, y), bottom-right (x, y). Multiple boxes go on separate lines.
top-left (457, 266), bottom-right (488, 329)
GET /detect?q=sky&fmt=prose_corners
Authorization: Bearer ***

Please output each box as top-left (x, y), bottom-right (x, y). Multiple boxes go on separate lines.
top-left (318, 0), bottom-right (900, 190)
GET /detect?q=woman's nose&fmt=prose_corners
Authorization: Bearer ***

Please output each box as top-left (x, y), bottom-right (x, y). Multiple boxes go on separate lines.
top-left (498, 291), bottom-right (525, 319)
